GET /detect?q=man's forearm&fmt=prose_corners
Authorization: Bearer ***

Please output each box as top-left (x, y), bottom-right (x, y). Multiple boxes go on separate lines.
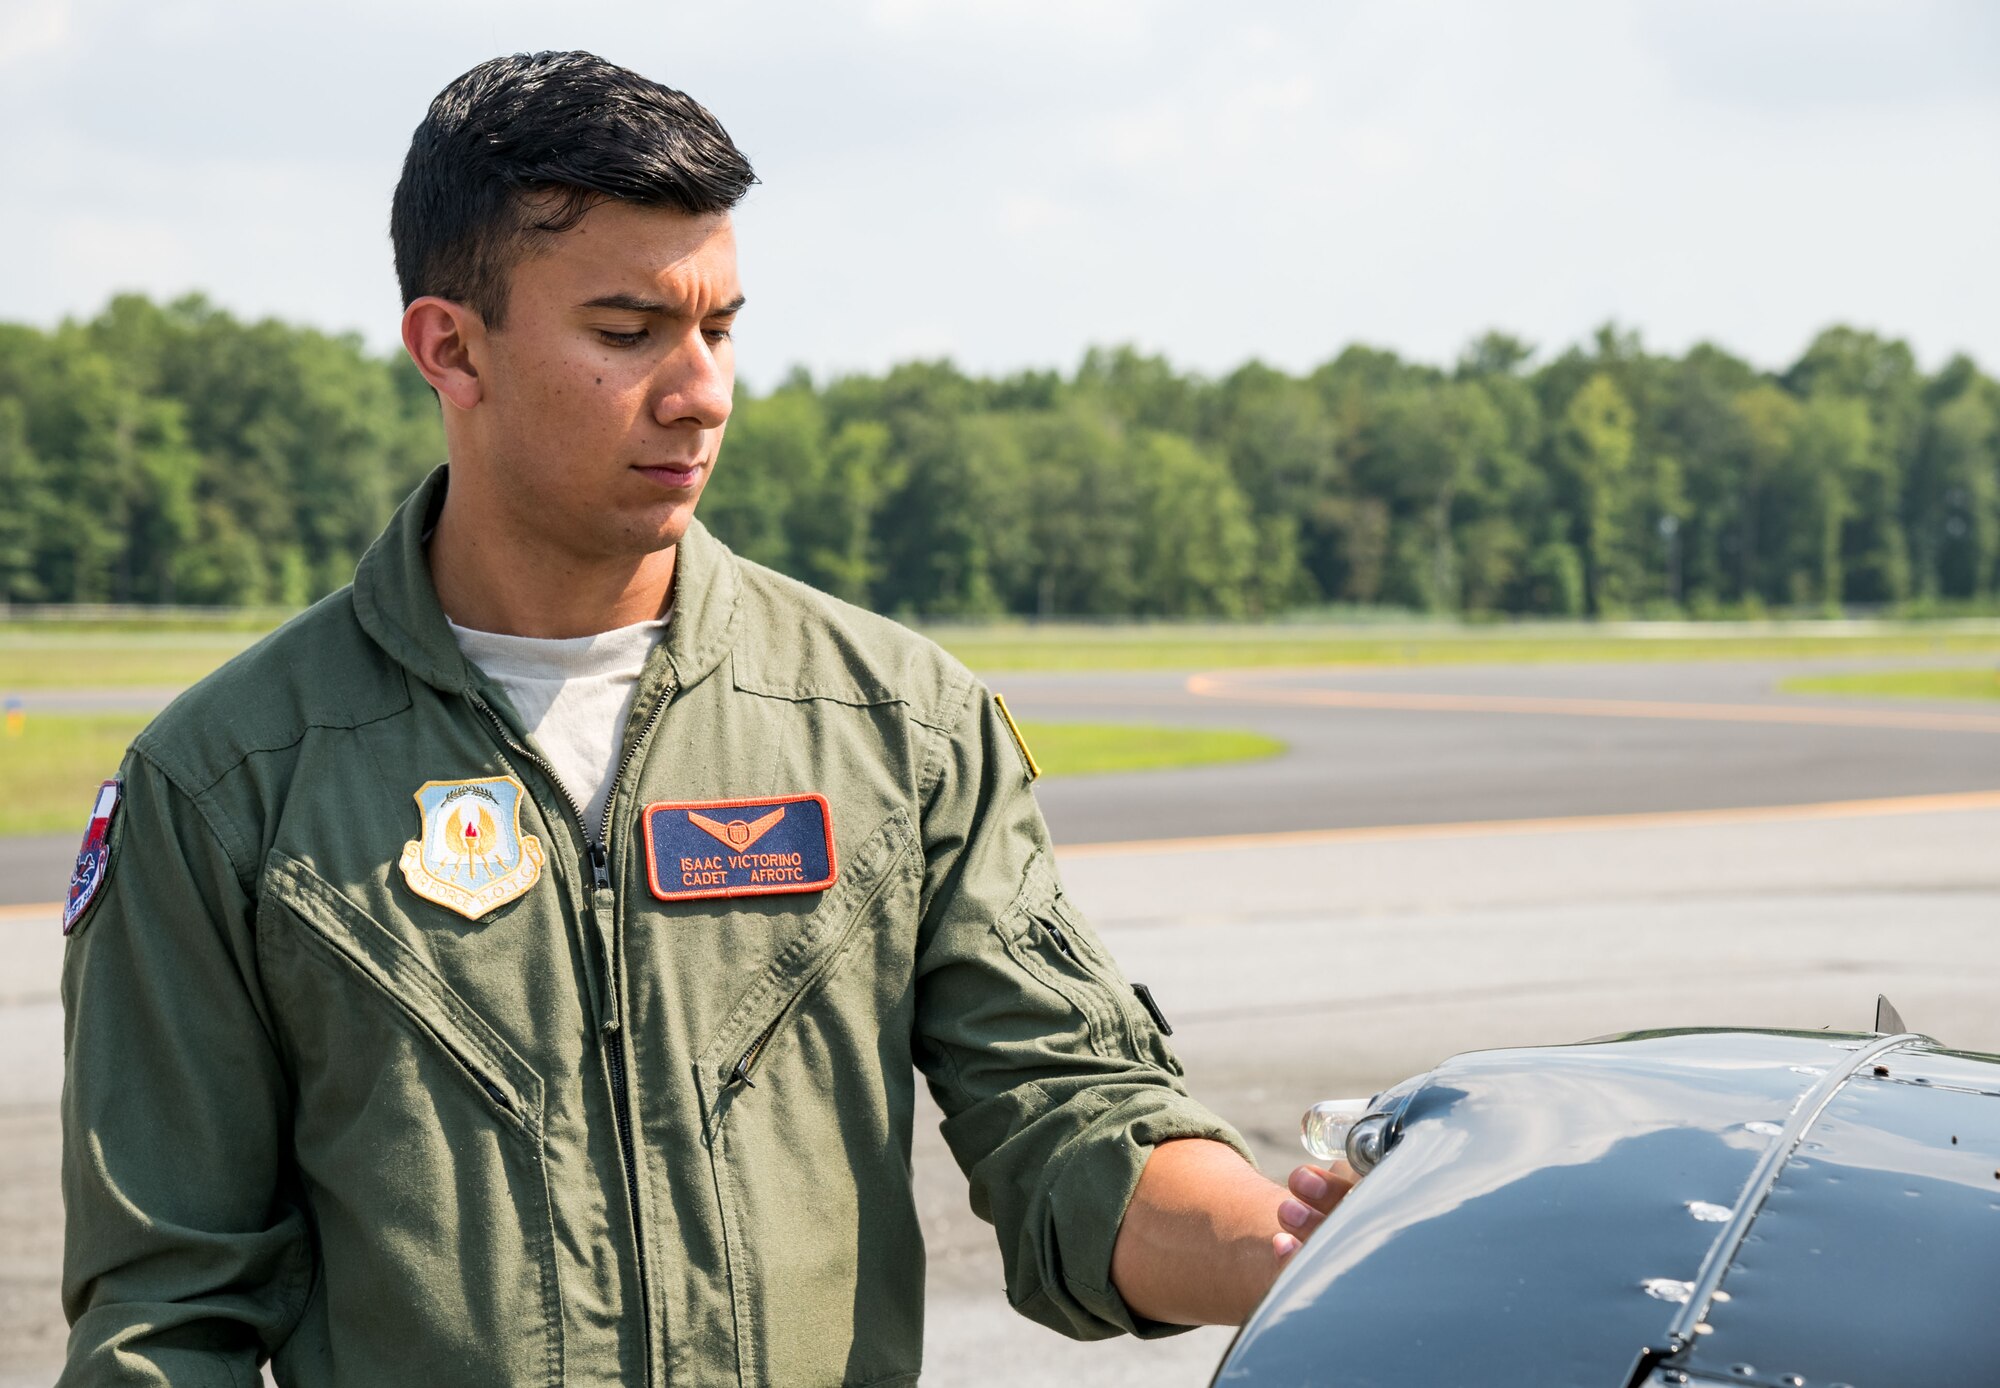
top-left (1108, 1137), bottom-right (1291, 1325)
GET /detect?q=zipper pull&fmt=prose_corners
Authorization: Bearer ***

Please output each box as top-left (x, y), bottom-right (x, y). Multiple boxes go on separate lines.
top-left (1043, 916), bottom-right (1078, 961)
top-left (1132, 982), bottom-right (1174, 1036)
top-left (585, 853), bottom-right (620, 1035)
top-left (730, 1055), bottom-right (757, 1088)
top-left (476, 1073), bottom-right (513, 1113)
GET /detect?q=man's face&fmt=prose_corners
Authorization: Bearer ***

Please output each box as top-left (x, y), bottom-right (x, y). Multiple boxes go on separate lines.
top-left (466, 201), bottom-right (742, 561)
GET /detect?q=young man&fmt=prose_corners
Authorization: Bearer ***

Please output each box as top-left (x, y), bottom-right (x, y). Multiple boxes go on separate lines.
top-left (59, 51), bottom-right (1350, 1386)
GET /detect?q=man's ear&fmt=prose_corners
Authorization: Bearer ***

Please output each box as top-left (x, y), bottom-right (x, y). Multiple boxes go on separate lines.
top-left (401, 296), bottom-right (485, 411)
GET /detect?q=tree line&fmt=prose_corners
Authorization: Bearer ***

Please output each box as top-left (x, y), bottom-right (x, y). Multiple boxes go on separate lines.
top-left (3, 294), bottom-right (1997, 619)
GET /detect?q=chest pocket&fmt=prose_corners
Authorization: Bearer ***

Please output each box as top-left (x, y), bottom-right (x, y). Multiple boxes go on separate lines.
top-left (693, 806), bottom-right (916, 1104)
top-left (687, 808), bottom-right (927, 1387)
top-left (256, 852), bottom-right (566, 1387)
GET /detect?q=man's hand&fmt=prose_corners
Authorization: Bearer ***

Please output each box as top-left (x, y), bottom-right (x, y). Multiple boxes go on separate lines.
top-left (1109, 1140), bottom-right (1362, 1326)
top-left (1272, 1160), bottom-right (1359, 1263)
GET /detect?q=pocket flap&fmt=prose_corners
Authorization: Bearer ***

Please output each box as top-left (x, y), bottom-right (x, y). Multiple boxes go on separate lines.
top-left (262, 852), bottom-right (546, 1137)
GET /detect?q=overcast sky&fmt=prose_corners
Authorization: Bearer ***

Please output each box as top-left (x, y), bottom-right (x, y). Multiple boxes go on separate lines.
top-left (3, 0), bottom-right (1995, 390)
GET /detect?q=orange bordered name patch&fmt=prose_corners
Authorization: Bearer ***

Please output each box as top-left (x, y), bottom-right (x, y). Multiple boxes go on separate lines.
top-left (643, 794), bottom-right (837, 902)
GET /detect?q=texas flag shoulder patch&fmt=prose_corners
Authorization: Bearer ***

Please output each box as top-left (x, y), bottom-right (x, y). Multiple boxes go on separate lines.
top-left (642, 794), bottom-right (837, 902)
top-left (64, 779), bottom-right (122, 935)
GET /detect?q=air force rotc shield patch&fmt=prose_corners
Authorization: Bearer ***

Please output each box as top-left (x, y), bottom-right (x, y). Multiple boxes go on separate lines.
top-left (398, 776), bottom-right (546, 920)
top-left (642, 793), bottom-right (837, 902)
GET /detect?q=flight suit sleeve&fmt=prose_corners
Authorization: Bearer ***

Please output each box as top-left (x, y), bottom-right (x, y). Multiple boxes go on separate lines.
top-left (59, 750), bottom-right (311, 1386)
top-left (911, 680), bottom-right (1253, 1341)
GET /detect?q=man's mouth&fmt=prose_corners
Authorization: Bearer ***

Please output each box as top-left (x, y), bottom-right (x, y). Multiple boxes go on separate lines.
top-left (635, 461), bottom-right (705, 491)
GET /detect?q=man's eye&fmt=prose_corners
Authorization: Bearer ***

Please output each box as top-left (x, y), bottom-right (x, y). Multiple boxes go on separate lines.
top-left (703, 326), bottom-right (734, 343)
top-left (597, 328), bottom-right (648, 347)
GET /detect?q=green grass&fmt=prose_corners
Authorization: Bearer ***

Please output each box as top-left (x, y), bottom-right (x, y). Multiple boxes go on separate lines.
top-left (0, 631), bottom-right (261, 689)
top-left (1017, 722), bottom-right (1285, 777)
top-left (12, 617), bottom-right (2000, 690)
top-left (0, 713), bottom-right (151, 835)
top-left (1779, 667), bottom-right (2000, 703)
top-left (934, 624), bottom-right (2000, 673)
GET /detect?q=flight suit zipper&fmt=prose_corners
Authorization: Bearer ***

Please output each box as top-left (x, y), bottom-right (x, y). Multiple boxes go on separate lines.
top-left (472, 684), bottom-right (674, 1387)
top-left (723, 850), bottom-right (906, 1091)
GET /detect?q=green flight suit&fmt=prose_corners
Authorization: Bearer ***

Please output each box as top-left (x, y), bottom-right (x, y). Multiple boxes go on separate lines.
top-left (59, 467), bottom-right (1247, 1387)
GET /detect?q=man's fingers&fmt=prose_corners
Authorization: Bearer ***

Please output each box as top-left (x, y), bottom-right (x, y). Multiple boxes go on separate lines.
top-left (1273, 1161), bottom-right (1359, 1267)
top-left (1276, 1197), bottom-right (1323, 1240)
top-left (1287, 1161), bottom-right (1357, 1215)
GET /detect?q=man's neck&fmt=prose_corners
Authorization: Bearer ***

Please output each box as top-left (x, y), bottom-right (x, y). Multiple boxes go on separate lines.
top-left (427, 489), bottom-right (678, 639)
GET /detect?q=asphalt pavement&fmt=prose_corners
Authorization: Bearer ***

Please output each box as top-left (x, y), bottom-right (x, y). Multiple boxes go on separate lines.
top-left (5, 654), bottom-right (2000, 1384)
top-left (11, 655), bottom-right (2000, 901)
top-left (1014, 657), bottom-right (2000, 846)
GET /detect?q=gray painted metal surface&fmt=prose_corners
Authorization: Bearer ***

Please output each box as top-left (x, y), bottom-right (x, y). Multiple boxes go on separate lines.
top-left (1215, 1028), bottom-right (2000, 1388)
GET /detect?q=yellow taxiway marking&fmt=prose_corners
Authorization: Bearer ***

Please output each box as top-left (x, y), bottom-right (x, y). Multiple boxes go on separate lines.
top-left (1057, 787), bottom-right (2000, 859)
top-left (1184, 670), bottom-right (2000, 734)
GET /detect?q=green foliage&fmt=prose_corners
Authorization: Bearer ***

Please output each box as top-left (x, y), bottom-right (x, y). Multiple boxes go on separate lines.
top-left (2, 298), bottom-right (1997, 620)
top-left (0, 296), bottom-right (438, 607)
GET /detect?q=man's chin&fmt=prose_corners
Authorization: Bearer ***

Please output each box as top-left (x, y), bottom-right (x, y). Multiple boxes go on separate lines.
top-left (611, 495), bottom-right (702, 556)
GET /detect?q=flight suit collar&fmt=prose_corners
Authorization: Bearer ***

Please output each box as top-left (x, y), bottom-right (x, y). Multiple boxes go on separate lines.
top-left (353, 465), bottom-right (741, 699)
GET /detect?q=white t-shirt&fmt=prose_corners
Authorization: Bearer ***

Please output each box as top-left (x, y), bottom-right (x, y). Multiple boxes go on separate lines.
top-left (448, 615), bottom-right (668, 835)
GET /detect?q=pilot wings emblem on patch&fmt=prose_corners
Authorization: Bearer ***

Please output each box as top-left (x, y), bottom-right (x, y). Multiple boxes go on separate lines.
top-left (398, 775), bottom-right (545, 920)
top-left (687, 806), bottom-right (786, 850)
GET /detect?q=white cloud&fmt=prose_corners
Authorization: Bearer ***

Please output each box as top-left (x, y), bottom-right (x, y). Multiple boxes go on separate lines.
top-left (2, 0), bottom-right (1995, 387)
top-left (0, 0), bottom-right (73, 67)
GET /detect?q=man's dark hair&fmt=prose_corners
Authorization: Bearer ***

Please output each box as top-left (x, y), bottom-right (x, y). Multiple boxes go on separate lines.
top-left (391, 51), bottom-right (756, 328)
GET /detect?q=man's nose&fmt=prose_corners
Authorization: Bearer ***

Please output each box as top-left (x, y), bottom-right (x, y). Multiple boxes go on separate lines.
top-left (651, 330), bottom-right (733, 431)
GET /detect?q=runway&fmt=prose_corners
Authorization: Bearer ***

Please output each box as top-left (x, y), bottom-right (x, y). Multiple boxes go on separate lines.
top-left (10, 655), bottom-right (2000, 903)
top-left (5, 654), bottom-right (2000, 1383)
top-left (1012, 657), bottom-right (2000, 848)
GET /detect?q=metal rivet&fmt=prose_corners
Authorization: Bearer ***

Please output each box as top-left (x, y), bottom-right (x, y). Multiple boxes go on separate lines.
top-left (1731, 1367), bottom-right (1756, 1379)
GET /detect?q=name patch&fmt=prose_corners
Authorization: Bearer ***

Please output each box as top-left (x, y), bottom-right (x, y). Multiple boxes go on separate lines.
top-left (643, 794), bottom-right (837, 902)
